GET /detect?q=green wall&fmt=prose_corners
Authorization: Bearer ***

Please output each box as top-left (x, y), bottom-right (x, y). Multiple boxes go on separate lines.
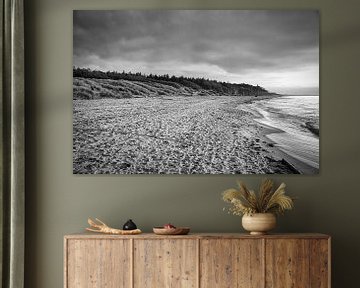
top-left (24, 0), bottom-right (360, 287)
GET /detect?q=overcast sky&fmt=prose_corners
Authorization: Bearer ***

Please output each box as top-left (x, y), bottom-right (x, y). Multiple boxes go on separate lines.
top-left (74, 10), bottom-right (319, 95)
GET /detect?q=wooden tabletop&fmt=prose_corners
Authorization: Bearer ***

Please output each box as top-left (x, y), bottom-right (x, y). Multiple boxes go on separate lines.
top-left (64, 232), bottom-right (330, 240)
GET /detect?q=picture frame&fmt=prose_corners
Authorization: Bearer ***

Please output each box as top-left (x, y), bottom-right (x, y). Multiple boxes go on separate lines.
top-left (73, 10), bottom-right (319, 175)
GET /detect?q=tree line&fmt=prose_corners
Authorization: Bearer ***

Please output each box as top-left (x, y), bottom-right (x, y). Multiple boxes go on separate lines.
top-left (73, 67), bottom-right (270, 96)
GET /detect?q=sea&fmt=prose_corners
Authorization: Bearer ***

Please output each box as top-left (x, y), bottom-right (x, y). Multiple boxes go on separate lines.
top-left (250, 96), bottom-right (319, 174)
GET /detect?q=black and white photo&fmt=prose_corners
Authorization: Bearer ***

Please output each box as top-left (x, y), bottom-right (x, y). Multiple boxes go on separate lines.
top-left (73, 10), bottom-right (319, 174)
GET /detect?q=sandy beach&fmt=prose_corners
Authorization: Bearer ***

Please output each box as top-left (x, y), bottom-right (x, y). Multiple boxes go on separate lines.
top-left (73, 95), bottom-right (300, 174)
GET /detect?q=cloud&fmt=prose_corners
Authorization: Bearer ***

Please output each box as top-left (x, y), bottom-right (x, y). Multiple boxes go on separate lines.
top-left (73, 10), bottom-right (319, 94)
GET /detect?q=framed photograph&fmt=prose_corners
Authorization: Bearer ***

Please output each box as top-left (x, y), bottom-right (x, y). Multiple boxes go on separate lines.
top-left (73, 10), bottom-right (319, 174)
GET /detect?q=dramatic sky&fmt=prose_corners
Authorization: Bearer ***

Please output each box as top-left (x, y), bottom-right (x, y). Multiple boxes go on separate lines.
top-left (74, 10), bottom-right (319, 95)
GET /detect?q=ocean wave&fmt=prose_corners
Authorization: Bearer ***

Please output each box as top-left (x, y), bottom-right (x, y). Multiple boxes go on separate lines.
top-left (249, 96), bottom-right (319, 173)
top-left (302, 121), bottom-right (319, 136)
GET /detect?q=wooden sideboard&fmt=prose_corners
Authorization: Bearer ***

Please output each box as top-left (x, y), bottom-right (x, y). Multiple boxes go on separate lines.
top-left (64, 233), bottom-right (330, 288)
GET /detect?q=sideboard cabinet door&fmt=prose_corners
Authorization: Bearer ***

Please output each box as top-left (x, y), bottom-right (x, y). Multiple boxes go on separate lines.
top-left (200, 239), bottom-right (264, 288)
top-left (310, 239), bottom-right (330, 288)
top-left (266, 239), bottom-right (309, 288)
top-left (66, 239), bottom-right (131, 288)
top-left (133, 239), bottom-right (198, 288)
top-left (265, 239), bottom-right (329, 288)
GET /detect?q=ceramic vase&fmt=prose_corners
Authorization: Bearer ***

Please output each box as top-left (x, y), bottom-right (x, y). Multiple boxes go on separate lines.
top-left (242, 213), bottom-right (276, 235)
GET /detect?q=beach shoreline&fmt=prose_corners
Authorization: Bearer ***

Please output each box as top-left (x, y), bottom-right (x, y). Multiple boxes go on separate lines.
top-left (246, 96), bottom-right (319, 174)
top-left (73, 95), bottom-right (303, 174)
